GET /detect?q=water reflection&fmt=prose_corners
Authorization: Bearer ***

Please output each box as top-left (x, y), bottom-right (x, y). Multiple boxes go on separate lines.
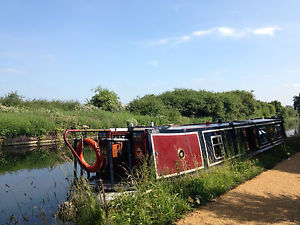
top-left (284, 118), bottom-right (300, 137)
top-left (0, 146), bottom-right (74, 224)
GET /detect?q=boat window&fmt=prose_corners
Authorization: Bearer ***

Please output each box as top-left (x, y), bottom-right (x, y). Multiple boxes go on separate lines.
top-left (258, 127), bottom-right (268, 144)
top-left (211, 135), bottom-right (225, 159)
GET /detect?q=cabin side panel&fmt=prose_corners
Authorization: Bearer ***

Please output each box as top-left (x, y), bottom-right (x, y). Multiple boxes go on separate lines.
top-left (151, 132), bottom-right (204, 178)
top-left (203, 128), bottom-right (235, 166)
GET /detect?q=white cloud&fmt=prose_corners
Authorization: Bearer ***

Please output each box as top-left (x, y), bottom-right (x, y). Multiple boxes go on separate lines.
top-left (180, 35), bottom-right (190, 41)
top-left (216, 27), bottom-right (236, 36)
top-left (173, 35), bottom-right (191, 45)
top-left (192, 30), bottom-right (212, 36)
top-left (252, 27), bottom-right (280, 36)
top-left (154, 39), bottom-right (169, 46)
top-left (0, 68), bottom-right (23, 74)
top-left (149, 26), bottom-right (280, 46)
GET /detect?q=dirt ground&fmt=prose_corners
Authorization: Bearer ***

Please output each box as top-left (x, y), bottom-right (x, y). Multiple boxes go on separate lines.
top-left (177, 152), bottom-right (300, 225)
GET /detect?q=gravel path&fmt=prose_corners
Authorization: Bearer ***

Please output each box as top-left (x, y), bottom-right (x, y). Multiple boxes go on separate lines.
top-left (177, 152), bottom-right (300, 225)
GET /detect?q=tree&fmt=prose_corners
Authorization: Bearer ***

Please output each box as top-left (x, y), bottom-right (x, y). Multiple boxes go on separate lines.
top-left (270, 100), bottom-right (284, 117)
top-left (283, 105), bottom-right (299, 119)
top-left (126, 95), bottom-right (167, 116)
top-left (1, 91), bottom-right (23, 106)
top-left (89, 86), bottom-right (122, 111)
top-left (293, 93), bottom-right (300, 115)
top-left (127, 88), bottom-right (284, 121)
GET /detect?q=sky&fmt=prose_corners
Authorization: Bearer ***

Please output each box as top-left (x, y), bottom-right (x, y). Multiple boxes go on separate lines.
top-left (0, 0), bottom-right (300, 106)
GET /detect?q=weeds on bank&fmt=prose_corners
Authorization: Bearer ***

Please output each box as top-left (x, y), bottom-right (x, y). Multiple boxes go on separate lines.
top-left (57, 177), bottom-right (104, 225)
top-left (68, 159), bottom-right (259, 225)
top-left (109, 162), bottom-right (189, 225)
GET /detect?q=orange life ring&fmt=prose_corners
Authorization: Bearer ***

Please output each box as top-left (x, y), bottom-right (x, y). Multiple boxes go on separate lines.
top-left (76, 138), bottom-right (103, 173)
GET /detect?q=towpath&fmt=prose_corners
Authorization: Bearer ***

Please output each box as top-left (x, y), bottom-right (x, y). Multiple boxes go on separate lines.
top-left (177, 152), bottom-right (300, 225)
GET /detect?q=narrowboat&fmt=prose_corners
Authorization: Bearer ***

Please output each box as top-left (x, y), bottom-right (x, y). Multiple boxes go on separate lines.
top-left (64, 118), bottom-right (285, 188)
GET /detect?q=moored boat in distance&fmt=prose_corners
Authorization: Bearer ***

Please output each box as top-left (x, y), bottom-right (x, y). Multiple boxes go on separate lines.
top-left (64, 118), bottom-right (285, 188)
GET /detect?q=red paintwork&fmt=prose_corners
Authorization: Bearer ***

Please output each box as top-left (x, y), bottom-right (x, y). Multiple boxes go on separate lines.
top-left (151, 132), bottom-right (203, 177)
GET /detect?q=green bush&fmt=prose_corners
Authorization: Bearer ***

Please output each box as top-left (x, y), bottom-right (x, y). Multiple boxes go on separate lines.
top-left (127, 95), bottom-right (168, 116)
top-left (128, 89), bottom-right (292, 121)
top-left (0, 91), bottom-right (23, 107)
top-left (89, 86), bottom-right (122, 112)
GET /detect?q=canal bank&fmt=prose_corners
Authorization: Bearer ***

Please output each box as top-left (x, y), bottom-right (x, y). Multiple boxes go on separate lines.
top-left (0, 135), bottom-right (63, 152)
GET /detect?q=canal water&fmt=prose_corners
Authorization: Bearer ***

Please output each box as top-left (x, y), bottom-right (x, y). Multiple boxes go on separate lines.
top-left (284, 118), bottom-right (300, 137)
top-left (0, 146), bottom-right (74, 224)
top-left (0, 145), bottom-right (98, 225)
top-left (0, 120), bottom-right (299, 224)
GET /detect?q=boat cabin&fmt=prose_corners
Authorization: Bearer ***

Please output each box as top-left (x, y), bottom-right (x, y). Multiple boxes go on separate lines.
top-left (64, 118), bottom-right (285, 188)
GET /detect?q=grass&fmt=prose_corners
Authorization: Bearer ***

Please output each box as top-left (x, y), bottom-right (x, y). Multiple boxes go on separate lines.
top-left (0, 93), bottom-right (298, 140)
top-left (60, 135), bottom-right (300, 225)
top-left (0, 98), bottom-right (298, 140)
top-left (0, 103), bottom-right (197, 139)
top-left (58, 178), bottom-right (105, 225)
top-left (108, 162), bottom-right (190, 225)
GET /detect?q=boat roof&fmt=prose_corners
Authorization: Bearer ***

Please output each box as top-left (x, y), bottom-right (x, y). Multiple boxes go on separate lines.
top-left (165, 118), bottom-right (281, 131)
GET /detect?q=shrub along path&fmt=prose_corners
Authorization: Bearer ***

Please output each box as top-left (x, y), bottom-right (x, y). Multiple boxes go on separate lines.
top-left (177, 152), bottom-right (300, 225)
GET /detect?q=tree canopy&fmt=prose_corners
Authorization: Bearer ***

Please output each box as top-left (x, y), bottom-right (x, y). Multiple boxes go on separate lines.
top-left (89, 86), bottom-right (122, 111)
top-left (293, 93), bottom-right (300, 115)
top-left (127, 89), bottom-right (297, 121)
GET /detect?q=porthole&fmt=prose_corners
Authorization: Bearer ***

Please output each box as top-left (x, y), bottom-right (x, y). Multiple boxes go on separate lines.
top-left (178, 149), bottom-right (185, 159)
